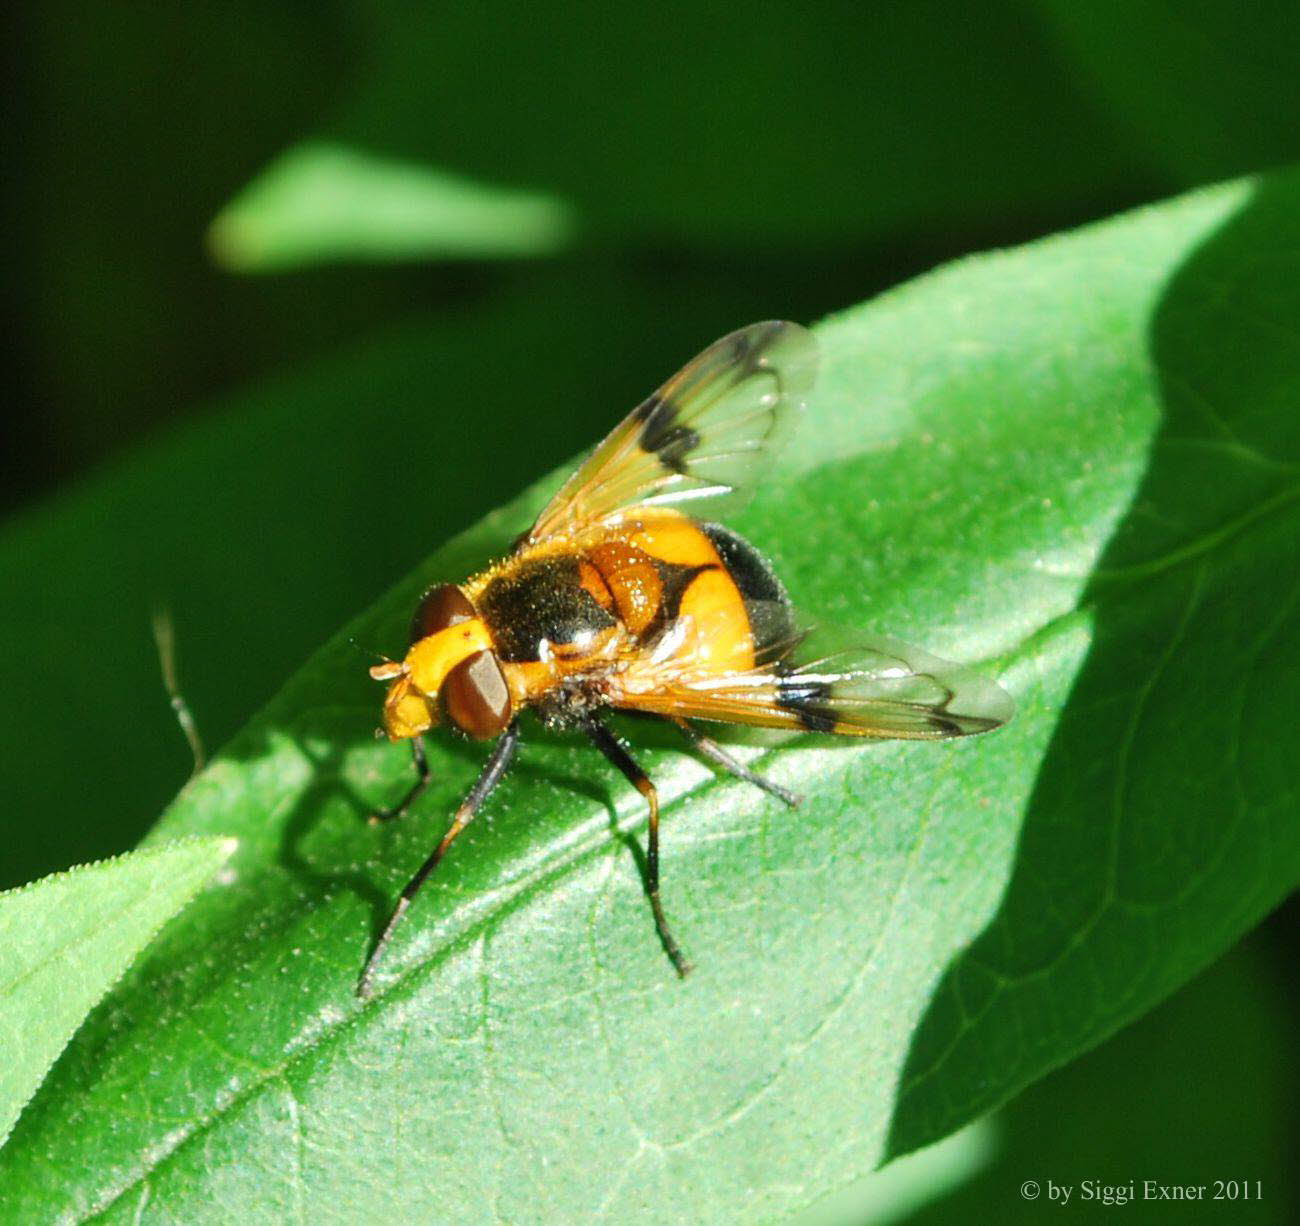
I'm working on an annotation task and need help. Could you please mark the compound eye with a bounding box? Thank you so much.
[409,583,476,645]
[440,650,512,739]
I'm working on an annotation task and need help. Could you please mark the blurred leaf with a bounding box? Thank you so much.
[11,2,359,501]
[795,1122,996,1226]
[209,142,574,271]
[1038,0,1300,185]
[331,0,1150,246]
[3,172,1299,1221]
[0,837,233,1148]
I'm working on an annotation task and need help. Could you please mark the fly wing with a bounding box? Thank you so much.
[609,611,1014,740]
[764,634,1014,738]
[525,321,817,545]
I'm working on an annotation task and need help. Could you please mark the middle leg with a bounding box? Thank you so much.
[583,716,692,978]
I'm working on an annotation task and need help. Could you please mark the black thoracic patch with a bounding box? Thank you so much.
[632,394,700,474]
[478,556,617,662]
[699,522,795,655]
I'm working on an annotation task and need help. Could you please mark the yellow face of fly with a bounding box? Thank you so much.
[371,618,495,740]
[377,674,434,741]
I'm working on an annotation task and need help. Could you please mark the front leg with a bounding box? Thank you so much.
[583,716,692,978]
[357,722,520,997]
[368,736,431,825]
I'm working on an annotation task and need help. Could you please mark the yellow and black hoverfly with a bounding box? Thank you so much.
[358,321,1012,996]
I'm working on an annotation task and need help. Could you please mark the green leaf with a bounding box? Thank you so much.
[208,142,574,271]
[0,837,234,1148]
[3,171,1298,1220]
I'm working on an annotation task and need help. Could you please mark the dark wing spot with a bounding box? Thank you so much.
[731,323,785,381]
[796,707,839,733]
[927,714,966,735]
[777,677,839,732]
[633,394,701,475]
[729,330,757,374]
[653,426,701,474]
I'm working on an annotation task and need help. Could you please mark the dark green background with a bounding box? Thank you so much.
[4,2,1297,1219]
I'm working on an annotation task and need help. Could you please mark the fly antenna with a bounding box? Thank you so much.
[347,635,394,665]
[348,636,404,680]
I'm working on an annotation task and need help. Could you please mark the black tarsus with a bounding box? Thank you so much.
[357,721,520,998]
[671,717,800,808]
[582,716,693,978]
[368,736,432,825]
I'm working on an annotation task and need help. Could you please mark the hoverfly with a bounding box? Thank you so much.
[358,321,1012,997]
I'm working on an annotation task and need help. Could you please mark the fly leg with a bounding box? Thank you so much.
[357,721,520,998]
[671,717,800,808]
[368,737,431,825]
[583,717,692,978]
